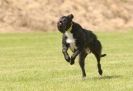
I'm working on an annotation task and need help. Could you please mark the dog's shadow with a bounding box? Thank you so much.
[91,75,122,80]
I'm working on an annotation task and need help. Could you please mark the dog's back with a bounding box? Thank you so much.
[71,22,97,48]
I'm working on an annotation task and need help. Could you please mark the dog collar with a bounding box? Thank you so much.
[66,23,73,32]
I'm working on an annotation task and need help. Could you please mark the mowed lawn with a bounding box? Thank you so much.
[0,31,132,91]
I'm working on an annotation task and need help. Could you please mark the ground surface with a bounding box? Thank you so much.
[0,31,132,91]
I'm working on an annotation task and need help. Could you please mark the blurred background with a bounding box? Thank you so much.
[0,0,133,32]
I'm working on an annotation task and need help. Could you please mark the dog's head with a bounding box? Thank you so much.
[57,14,74,33]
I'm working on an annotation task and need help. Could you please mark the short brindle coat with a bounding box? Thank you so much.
[57,14,106,78]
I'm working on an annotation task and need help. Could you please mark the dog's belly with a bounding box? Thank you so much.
[65,31,77,52]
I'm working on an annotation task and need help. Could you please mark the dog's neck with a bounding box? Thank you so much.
[66,23,73,32]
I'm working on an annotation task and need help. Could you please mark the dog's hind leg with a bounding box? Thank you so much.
[91,40,103,76]
[79,51,88,78]
[94,53,103,76]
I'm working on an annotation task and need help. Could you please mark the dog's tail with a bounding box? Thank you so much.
[101,54,107,57]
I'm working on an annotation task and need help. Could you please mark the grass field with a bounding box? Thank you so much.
[0,31,132,91]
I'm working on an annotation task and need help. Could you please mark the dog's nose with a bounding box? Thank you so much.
[58,21,62,26]
[59,22,62,25]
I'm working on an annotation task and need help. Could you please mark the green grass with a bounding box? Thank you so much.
[0,31,133,91]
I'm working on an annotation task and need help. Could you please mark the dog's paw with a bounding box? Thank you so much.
[65,56,70,62]
[70,57,75,65]
[82,76,87,80]
[70,60,75,65]
[98,70,103,76]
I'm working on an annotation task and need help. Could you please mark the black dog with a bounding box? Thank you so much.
[57,14,106,79]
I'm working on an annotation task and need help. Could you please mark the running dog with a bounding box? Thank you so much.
[57,14,106,79]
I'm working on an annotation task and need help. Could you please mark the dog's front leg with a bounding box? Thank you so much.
[62,35,71,63]
[62,46,70,63]
[70,50,80,65]
[62,47,70,63]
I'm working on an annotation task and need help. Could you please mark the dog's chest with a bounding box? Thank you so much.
[65,31,77,52]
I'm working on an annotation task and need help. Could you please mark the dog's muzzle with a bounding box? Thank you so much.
[57,21,66,33]
[58,21,62,26]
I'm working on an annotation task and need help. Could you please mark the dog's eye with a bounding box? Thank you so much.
[63,19,66,22]
[63,18,67,22]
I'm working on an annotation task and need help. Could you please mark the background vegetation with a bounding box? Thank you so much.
[0,0,133,32]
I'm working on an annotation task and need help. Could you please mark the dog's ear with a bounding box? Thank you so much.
[68,14,74,20]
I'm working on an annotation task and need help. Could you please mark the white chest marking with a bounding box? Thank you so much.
[65,31,77,52]
[65,32,75,43]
